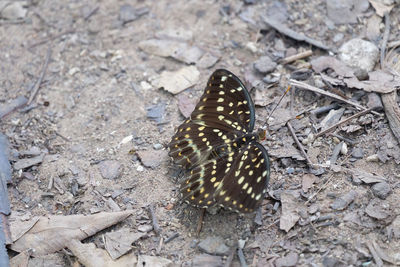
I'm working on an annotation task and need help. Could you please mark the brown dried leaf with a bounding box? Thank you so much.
[302,174,317,193]
[67,239,138,267]
[344,70,400,93]
[348,168,386,184]
[105,228,146,260]
[10,210,133,256]
[311,56,355,77]
[280,191,301,232]
[158,66,200,94]
[177,94,197,118]
[369,0,394,17]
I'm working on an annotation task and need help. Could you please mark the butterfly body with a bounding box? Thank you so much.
[168,69,270,213]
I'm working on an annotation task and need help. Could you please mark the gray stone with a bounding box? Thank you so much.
[153,143,163,150]
[371,182,392,199]
[137,150,168,168]
[198,236,230,256]
[351,147,364,159]
[367,93,383,110]
[339,39,379,72]
[98,160,122,180]
[253,56,277,74]
[0,2,27,20]
[330,190,357,210]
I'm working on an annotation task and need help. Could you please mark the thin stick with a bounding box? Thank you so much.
[287,121,314,167]
[148,204,161,236]
[366,240,384,267]
[290,79,380,116]
[281,50,313,64]
[238,247,247,267]
[224,249,235,267]
[266,85,292,125]
[380,12,391,69]
[164,232,179,244]
[196,208,206,236]
[28,29,74,48]
[27,48,52,106]
[315,108,374,138]
[263,17,330,51]
[305,174,334,205]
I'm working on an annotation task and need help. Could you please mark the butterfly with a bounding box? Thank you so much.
[168,69,270,213]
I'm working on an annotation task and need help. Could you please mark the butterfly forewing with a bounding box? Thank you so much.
[168,69,255,169]
[168,69,270,213]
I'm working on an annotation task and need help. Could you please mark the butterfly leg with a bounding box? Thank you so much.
[196,208,206,236]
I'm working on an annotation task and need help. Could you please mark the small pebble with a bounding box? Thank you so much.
[366,154,379,162]
[153,143,163,150]
[286,167,295,174]
[340,143,348,155]
[138,224,153,233]
[253,56,277,74]
[137,165,144,172]
[351,147,364,159]
[371,182,392,200]
[198,236,230,256]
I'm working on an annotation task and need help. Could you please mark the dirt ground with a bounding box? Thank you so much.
[1,0,400,266]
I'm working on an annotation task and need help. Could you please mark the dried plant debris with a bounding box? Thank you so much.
[104,228,147,260]
[67,239,139,267]
[158,66,200,95]
[177,94,197,118]
[10,211,133,256]
[280,191,301,232]
[312,55,400,94]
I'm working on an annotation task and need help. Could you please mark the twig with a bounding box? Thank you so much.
[382,92,400,144]
[0,96,28,120]
[315,108,374,138]
[380,12,391,69]
[263,17,330,51]
[238,247,247,267]
[290,79,380,115]
[196,208,206,236]
[366,240,383,267]
[84,6,99,20]
[224,249,235,267]
[164,232,179,244]
[286,121,314,167]
[281,50,313,64]
[27,48,52,106]
[156,236,163,254]
[28,29,74,49]
[148,204,161,236]
[305,174,334,205]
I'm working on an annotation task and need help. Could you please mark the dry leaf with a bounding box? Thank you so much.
[302,174,317,193]
[177,94,197,118]
[104,228,146,260]
[10,210,133,256]
[159,66,200,94]
[67,239,138,267]
[348,168,386,184]
[10,250,31,267]
[279,191,301,232]
[344,70,400,94]
[369,0,394,17]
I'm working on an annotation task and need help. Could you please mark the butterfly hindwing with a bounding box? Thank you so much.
[214,142,270,213]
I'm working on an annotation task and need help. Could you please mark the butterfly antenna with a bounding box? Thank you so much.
[265,85,292,125]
